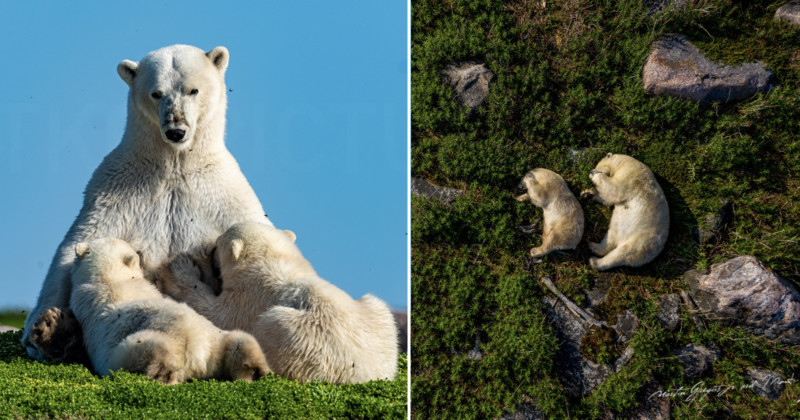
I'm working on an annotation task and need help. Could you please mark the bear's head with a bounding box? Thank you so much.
[215,222,314,279]
[518,168,566,207]
[117,45,229,151]
[73,237,143,282]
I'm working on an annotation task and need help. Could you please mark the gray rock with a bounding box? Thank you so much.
[586,276,612,309]
[613,310,640,340]
[745,367,786,400]
[644,0,689,16]
[694,200,733,245]
[541,296,614,396]
[499,403,545,420]
[393,310,407,354]
[443,63,494,109]
[684,256,800,344]
[634,383,671,420]
[776,1,800,26]
[0,324,19,333]
[673,343,719,378]
[643,34,773,105]
[411,177,462,205]
[657,294,682,331]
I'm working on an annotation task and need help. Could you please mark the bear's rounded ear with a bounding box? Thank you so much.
[282,230,297,243]
[122,254,136,268]
[75,243,90,260]
[230,238,244,262]
[206,47,229,73]
[117,60,138,87]
[605,152,613,158]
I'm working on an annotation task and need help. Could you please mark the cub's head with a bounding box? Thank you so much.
[73,238,143,281]
[517,168,567,207]
[117,44,229,151]
[215,222,314,278]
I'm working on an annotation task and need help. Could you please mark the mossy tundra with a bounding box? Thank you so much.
[412,0,800,418]
[0,331,407,419]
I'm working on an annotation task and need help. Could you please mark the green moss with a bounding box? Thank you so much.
[412,0,800,417]
[0,331,407,419]
[579,326,620,366]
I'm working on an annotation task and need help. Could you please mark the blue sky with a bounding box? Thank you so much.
[0,2,408,310]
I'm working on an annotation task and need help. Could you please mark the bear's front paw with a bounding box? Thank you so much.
[589,257,604,271]
[30,307,87,363]
[580,189,596,199]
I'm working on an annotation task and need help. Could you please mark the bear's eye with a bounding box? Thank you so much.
[151,91,163,100]
[189,88,199,95]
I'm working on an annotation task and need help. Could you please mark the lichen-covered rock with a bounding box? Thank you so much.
[746,367,786,400]
[634,383,671,420]
[657,294,682,331]
[614,310,640,340]
[684,256,800,344]
[585,276,612,309]
[673,343,719,378]
[411,177,462,205]
[643,34,773,105]
[776,1,800,26]
[443,63,494,109]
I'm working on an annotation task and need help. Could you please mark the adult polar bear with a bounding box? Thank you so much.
[22,45,272,360]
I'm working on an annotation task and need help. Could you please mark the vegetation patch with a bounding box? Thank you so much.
[0,331,407,419]
[412,0,800,417]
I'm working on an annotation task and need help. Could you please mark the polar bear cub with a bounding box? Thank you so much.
[516,168,584,258]
[581,153,669,270]
[70,237,269,384]
[158,222,398,384]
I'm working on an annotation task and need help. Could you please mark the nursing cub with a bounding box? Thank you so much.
[70,237,269,384]
[158,222,398,384]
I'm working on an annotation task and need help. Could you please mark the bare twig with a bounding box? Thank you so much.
[540,277,610,329]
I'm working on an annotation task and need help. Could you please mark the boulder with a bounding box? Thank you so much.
[745,367,786,400]
[443,63,494,109]
[411,177,462,205]
[673,343,720,378]
[684,256,800,344]
[643,34,773,105]
[776,1,800,26]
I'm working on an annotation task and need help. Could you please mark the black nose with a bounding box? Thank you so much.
[165,129,185,142]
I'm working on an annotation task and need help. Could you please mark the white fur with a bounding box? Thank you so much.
[70,238,268,384]
[23,45,271,360]
[582,153,669,270]
[161,222,399,384]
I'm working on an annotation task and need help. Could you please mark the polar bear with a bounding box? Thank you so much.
[580,153,669,270]
[23,45,272,360]
[515,168,584,258]
[157,222,398,384]
[70,237,269,384]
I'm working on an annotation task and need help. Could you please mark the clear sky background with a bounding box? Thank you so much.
[0,2,408,310]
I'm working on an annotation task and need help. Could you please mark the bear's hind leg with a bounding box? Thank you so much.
[109,330,184,384]
[589,235,656,271]
[221,331,269,382]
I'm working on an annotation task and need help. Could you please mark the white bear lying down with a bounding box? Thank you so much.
[157,222,399,384]
[70,237,269,384]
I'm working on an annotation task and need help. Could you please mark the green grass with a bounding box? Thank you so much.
[0,331,407,419]
[412,0,800,418]
[0,310,28,330]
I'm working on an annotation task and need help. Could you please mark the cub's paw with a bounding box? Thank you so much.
[170,254,202,282]
[146,357,181,385]
[30,307,86,363]
[580,189,596,199]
